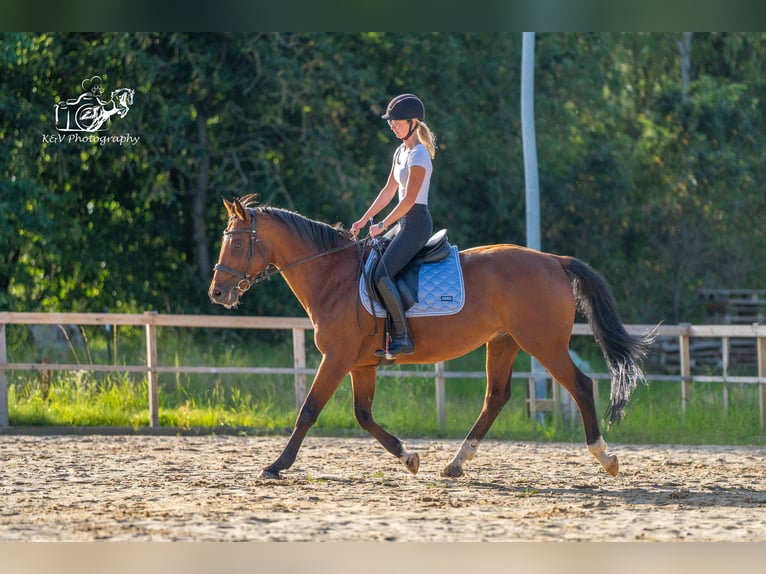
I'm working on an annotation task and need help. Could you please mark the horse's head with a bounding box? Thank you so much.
[112,88,134,117]
[209,197,270,309]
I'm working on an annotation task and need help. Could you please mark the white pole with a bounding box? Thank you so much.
[521,32,548,421]
[522,32,540,253]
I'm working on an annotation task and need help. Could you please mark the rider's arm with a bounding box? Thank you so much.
[351,165,398,235]
[361,169,398,222]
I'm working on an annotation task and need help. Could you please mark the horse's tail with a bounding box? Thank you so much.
[559,257,657,425]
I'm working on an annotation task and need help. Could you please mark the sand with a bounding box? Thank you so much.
[1,434,765,541]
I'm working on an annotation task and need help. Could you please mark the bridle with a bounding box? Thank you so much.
[213,210,273,292]
[213,208,363,293]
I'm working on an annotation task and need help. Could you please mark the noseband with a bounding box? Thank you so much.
[213,211,278,292]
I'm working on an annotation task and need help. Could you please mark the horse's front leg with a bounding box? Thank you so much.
[350,366,419,475]
[259,355,349,479]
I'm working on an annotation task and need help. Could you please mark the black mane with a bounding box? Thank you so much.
[238,195,352,252]
[264,207,350,251]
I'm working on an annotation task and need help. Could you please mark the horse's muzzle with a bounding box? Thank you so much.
[209,282,241,309]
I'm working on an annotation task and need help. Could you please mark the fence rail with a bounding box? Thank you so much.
[1,313,765,430]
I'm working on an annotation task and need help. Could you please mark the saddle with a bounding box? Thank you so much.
[364,229,452,310]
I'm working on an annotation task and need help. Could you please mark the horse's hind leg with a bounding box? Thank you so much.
[442,336,519,478]
[539,352,619,476]
[573,367,619,476]
[350,366,420,475]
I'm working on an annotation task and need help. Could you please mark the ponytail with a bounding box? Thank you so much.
[416,121,437,159]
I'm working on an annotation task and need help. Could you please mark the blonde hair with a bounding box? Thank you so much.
[416,121,437,159]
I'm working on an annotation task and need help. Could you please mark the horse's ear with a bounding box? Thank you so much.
[232,197,250,222]
[223,197,235,217]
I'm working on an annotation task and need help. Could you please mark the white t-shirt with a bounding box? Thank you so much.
[393,143,432,205]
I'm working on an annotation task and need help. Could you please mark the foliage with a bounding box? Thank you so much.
[2,33,766,325]
[4,325,763,444]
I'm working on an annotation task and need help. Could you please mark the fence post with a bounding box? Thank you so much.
[0,323,8,427]
[721,337,730,418]
[144,311,159,428]
[292,328,307,411]
[679,323,692,412]
[527,375,538,420]
[757,333,766,432]
[435,362,446,431]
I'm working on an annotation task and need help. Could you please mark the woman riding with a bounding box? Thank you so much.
[351,93,437,356]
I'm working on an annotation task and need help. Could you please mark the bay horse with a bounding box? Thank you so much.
[209,195,654,479]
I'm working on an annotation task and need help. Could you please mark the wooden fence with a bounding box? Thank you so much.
[1,312,765,430]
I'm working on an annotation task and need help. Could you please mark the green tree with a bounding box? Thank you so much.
[3,32,766,326]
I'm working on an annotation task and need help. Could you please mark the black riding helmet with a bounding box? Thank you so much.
[381,93,425,121]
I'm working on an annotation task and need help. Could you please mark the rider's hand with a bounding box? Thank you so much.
[350,219,366,238]
[369,223,385,238]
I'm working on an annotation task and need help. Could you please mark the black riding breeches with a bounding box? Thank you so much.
[373,204,433,284]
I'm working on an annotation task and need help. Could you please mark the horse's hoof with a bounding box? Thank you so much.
[440,464,464,478]
[258,468,281,480]
[405,453,420,475]
[602,455,619,477]
[588,438,619,477]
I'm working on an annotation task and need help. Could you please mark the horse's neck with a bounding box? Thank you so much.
[276,240,358,319]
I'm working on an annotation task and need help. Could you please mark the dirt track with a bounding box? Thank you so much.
[1,434,765,541]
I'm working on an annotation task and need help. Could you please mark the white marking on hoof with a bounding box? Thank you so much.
[462,440,480,462]
[453,439,480,464]
[441,439,481,478]
[588,437,619,477]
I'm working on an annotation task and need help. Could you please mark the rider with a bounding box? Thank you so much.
[351,94,437,356]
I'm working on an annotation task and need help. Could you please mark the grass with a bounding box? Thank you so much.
[5,325,766,446]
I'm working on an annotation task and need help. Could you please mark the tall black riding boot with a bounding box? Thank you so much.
[375,275,414,356]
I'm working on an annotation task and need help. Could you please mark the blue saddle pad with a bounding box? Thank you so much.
[359,245,465,318]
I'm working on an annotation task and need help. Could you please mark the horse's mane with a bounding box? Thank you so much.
[239,194,353,253]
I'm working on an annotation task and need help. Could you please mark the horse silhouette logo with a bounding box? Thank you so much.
[54,75,134,133]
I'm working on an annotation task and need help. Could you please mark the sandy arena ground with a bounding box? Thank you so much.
[1,433,765,542]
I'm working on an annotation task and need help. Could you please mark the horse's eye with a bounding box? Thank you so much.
[233,240,242,249]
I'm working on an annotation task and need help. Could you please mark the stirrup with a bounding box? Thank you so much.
[375,332,394,359]
[375,333,414,358]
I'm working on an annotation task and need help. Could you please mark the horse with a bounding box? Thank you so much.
[110,88,134,119]
[209,195,655,480]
